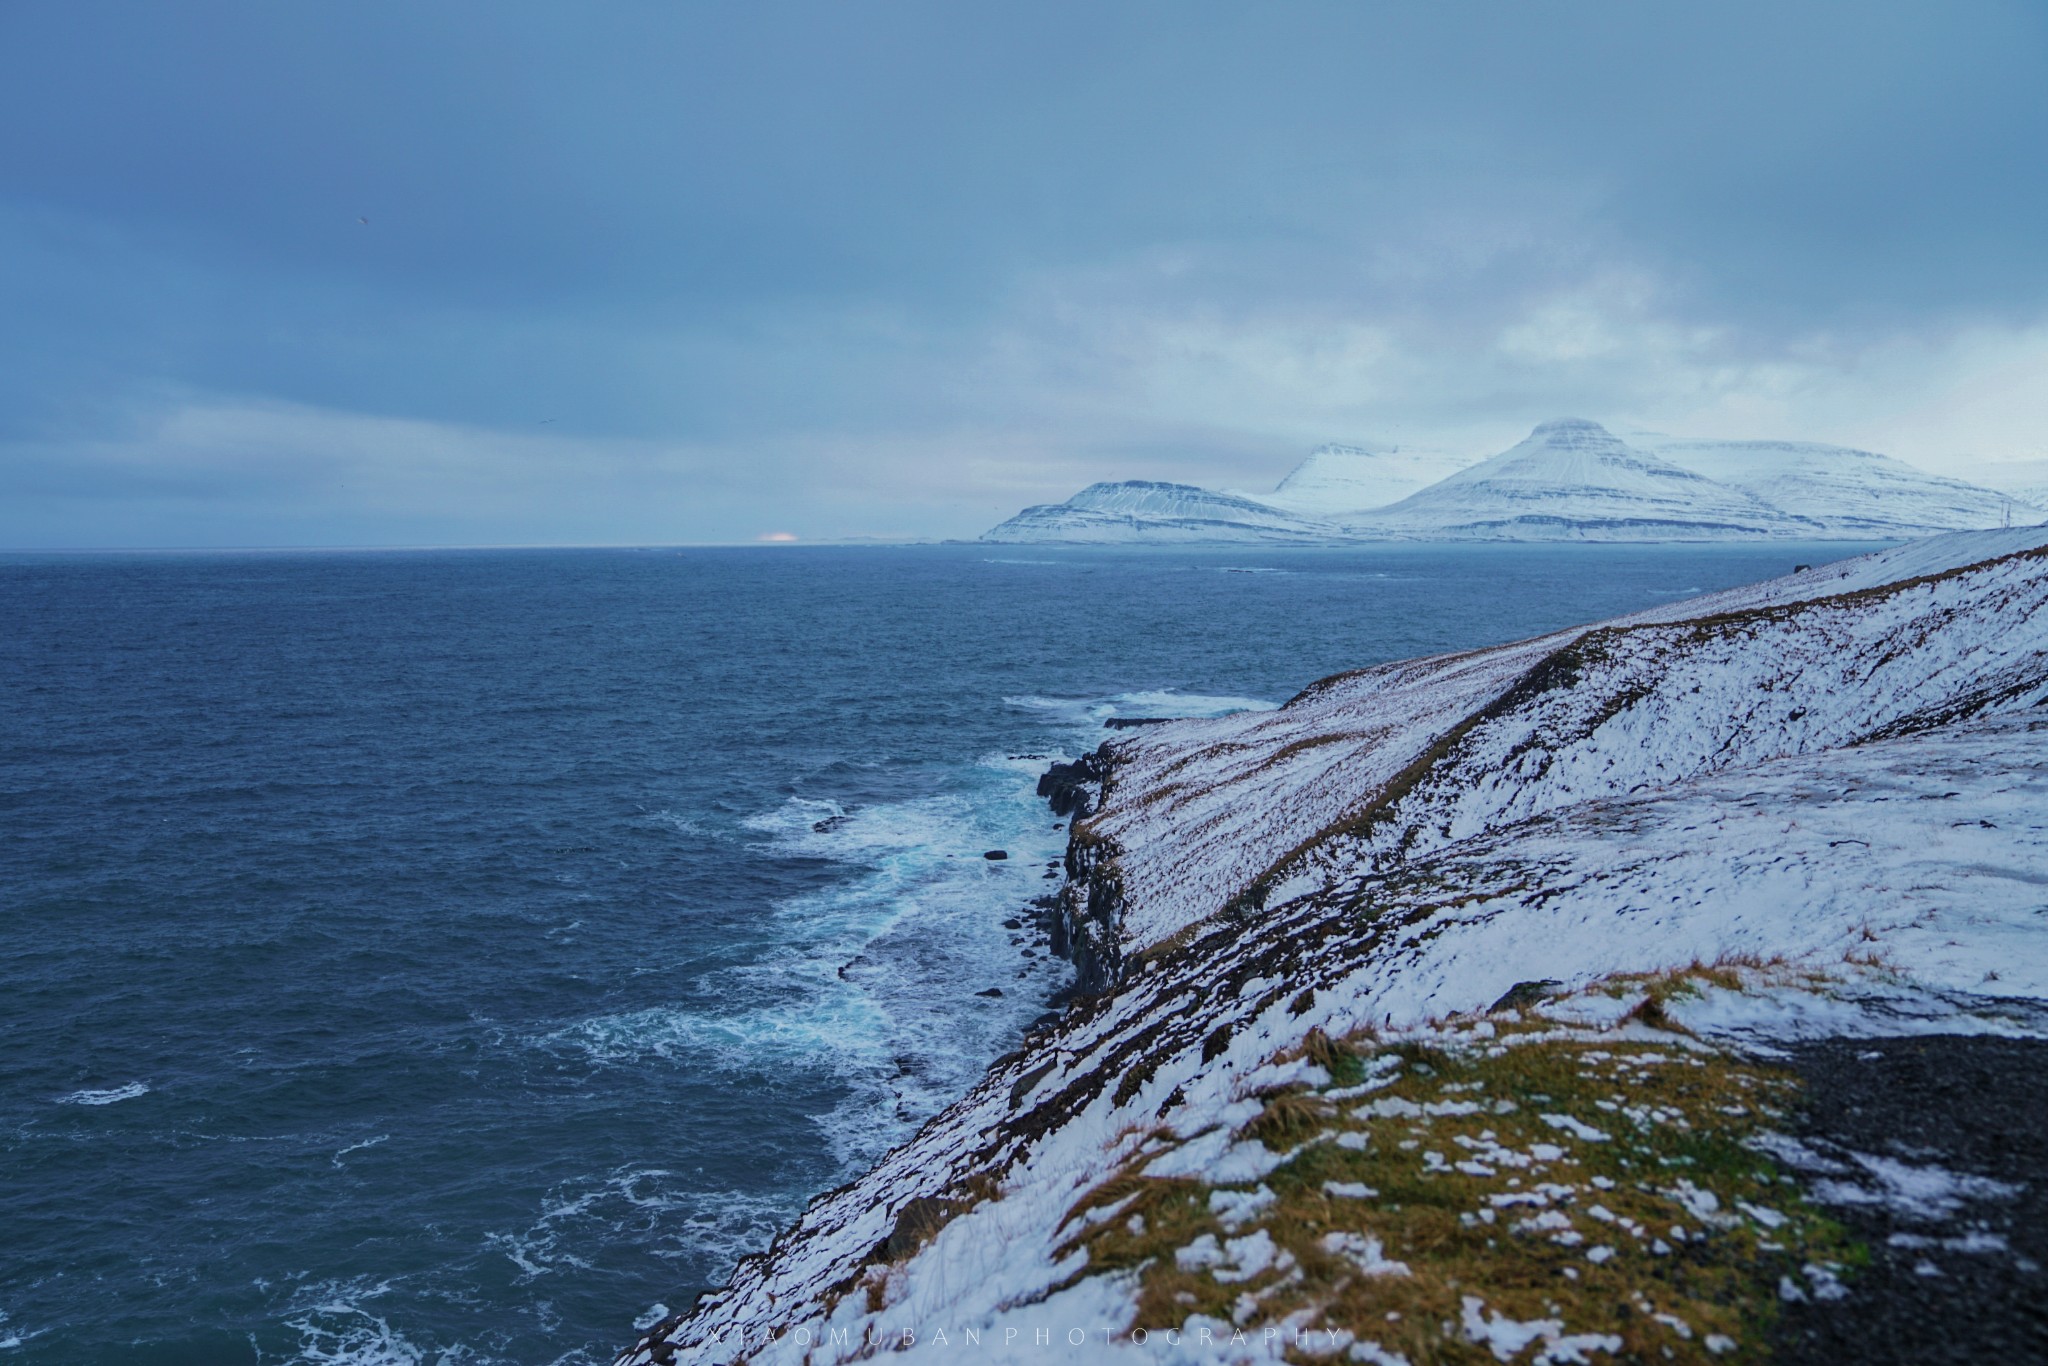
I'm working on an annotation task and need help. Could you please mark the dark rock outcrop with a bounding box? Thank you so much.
[1033,747,1128,994]
[1036,751,1111,819]
[1048,827,1126,994]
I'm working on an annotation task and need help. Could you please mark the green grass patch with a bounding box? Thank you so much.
[1059,972,1860,1363]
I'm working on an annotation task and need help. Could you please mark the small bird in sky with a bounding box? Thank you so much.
[538,418,556,425]
[357,216,369,226]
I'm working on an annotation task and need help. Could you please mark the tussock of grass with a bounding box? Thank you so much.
[1299,1026,1367,1086]
[1237,1089,1331,1148]
[1059,969,1859,1363]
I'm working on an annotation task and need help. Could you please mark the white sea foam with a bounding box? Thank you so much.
[331,1134,390,1167]
[547,748,1073,1171]
[544,993,892,1071]
[640,808,704,837]
[739,790,1002,863]
[487,1167,795,1289]
[56,1082,149,1106]
[1002,688,1278,728]
[279,1279,454,1366]
[541,693,1263,1292]
[0,1306,45,1351]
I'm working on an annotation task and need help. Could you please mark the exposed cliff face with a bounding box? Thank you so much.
[1048,818,1124,995]
[1032,749,1132,995]
[617,527,2048,1366]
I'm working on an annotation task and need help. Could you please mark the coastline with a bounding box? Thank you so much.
[618,527,2048,1365]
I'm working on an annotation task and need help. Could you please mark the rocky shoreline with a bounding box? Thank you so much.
[1032,749,1125,995]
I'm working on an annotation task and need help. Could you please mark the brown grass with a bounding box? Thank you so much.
[1057,969,1861,1362]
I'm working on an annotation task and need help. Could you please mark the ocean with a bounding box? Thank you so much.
[0,542,1880,1364]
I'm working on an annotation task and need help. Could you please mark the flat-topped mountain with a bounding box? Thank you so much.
[981,419,2046,544]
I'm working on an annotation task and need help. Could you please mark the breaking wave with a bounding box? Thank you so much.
[55,1082,149,1106]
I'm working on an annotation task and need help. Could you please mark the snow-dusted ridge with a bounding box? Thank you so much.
[1242,443,1472,517]
[982,420,2045,544]
[1629,434,2037,537]
[1343,418,1813,542]
[982,481,1336,544]
[619,527,2048,1365]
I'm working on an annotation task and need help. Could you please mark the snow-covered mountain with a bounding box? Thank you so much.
[1957,459,2048,523]
[1637,434,2045,536]
[1347,418,1813,541]
[980,420,2038,544]
[1244,442,1474,516]
[620,526,2048,1365]
[981,480,1333,543]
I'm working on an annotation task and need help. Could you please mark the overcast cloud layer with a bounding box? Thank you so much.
[4,1,2047,546]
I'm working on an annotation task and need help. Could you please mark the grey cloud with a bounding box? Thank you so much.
[2,1,2045,545]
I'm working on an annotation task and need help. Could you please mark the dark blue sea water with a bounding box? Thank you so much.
[0,542,1882,1363]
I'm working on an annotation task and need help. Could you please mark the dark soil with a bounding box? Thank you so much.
[1772,1035,2048,1364]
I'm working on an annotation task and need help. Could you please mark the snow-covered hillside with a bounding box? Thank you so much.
[1078,524,2048,961]
[1638,435,2045,536]
[1347,419,1813,541]
[619,527,2048,1365]
[1245,443,1474,517]
[981,481,1333,543]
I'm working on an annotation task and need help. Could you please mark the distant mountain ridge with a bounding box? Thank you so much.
[1630,434,2030,537]
[983,418,2046,544]
[1246,442,1471,515]
[1349,418,1811,541]
[982,480,1335,543]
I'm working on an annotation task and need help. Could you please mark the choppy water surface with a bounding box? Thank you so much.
[0,542,1879,1363]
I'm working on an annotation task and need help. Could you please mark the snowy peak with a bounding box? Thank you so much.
[1450,416,1717,488]
[1353,418,1807,540]
[1274,443,1387,496]
[1529,415,1626,446]
[1259,442,1474,515]
[981,480,1330,543]
[978,420,2043,544]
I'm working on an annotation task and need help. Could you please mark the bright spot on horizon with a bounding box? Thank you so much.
[756,531,799,543]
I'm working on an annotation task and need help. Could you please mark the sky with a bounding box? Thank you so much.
[3,1,2047,547]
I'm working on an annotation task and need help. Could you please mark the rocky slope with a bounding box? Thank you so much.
[619,527,2048,1365]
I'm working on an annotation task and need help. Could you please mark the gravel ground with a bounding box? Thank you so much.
[1772,1035,2048,1364]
